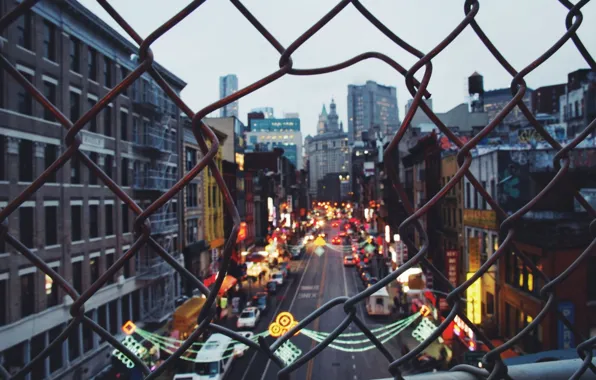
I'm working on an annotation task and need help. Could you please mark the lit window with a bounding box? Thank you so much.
[45,274,53,295]
[528,273,533,291]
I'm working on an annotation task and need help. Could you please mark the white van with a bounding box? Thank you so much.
[365,286,391,316]
[173,332,252,380]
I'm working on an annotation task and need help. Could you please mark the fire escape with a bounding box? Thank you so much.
[131,80,182,323]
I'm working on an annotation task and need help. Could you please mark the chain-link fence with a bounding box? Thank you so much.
[0,0,595,379]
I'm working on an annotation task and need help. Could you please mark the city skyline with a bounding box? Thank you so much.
[77,0,595,139]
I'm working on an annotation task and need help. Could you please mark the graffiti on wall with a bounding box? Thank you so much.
[529,149,596,171]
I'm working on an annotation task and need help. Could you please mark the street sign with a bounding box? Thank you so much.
[315,246,325,256]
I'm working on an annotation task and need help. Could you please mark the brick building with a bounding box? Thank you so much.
[0,1,185,378]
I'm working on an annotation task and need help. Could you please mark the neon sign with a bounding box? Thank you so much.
[112,335,147,368]
[276,341,302,366]
[269,312,299,338]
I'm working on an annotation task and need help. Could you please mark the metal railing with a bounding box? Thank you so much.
[136,255,182,280]
[0,0,594,380]
[133,125,176,152]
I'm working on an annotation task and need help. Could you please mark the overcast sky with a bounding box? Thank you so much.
[79,0,595,138]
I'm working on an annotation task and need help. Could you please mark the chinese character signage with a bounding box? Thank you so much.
[236,222,247,242]
[446,250,459,287]
[465,273,482,324]
[557,301,575,349]
[463,209,498,230]
[468,237,481,272]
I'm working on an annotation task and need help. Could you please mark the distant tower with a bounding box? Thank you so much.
[327,99,340,132]
[317,104,328,135]
[469,72,484,113]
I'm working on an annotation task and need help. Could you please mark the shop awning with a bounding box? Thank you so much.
[203,274,237,296]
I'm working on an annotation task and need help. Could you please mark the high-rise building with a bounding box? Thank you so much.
[245,118,303,170]
[0,1,186,378]
[251,107,274,119]
[284,112,299,119]
[347,80,399,143]
[219,74,239,117]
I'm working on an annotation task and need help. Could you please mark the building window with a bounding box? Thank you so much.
[121,66,129,96]
[71,154,81,184]
[104,57,112,87]
[122,203,130,233]
[120,110,128,141]
[19,139,34,182]
[42,21,56,61]
[70,37,80,73]
[186,147,197,172]
[88,47,97,81]
[481,181,487,209]
[70,90,81,121]
[89,152,98,185]
[71,205,82,241]
[45,205,58,246]
[104,107,112,137]
[486,292,495,315]
[104,154,113,179]
[43,81,57,121]
[72,260,82,293]
[89,204,99,238]
[105,254,115,284]
[16,11,33,50]
[17,71,34,115]
[187,183,198,208]
[88,98,97,132]
[121,158,129,186]
[46,272,59,307]
[105,204,114,236]
[21,272,35,317]
[187,218,198,244]
[68,318,80,360]
[0,277,6,326]
[90,257,99,285]
[83,311,94,352]
[19,207,34,248]
[49,326,64,372]
[466,182,471,209]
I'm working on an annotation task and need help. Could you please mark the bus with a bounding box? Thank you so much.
[173,332,252,380]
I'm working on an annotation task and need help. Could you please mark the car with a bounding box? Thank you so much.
[343,256,356,267]
[331,222,339,228]
[332,236,342,245]
[361,271,372,285]
[270,271,284,286]
[339,231,347,237]
[237,307,261,329]
[233,331,255,358]
[266,280,277,295]
[279,262,291,276]
[366,277,379,287]
[252,292,268,313]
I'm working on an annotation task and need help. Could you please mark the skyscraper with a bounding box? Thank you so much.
[219,74,239,117]
[251,107,275,118]
[347,80,399,144]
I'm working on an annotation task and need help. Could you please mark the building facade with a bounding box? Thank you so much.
[347,80,399,143]
[245,117,302,170]
[219,74,238,118]
[0,1,185,378]
[250,107,274,119]
[306,100,349,198]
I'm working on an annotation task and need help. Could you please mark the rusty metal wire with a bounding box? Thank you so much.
[0,0,595,379]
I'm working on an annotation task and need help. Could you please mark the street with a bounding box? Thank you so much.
[226,225,409,380]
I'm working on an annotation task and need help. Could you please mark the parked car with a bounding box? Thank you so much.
[252,292,268,313]
[266,281,277,295]
[343,256,356,267]
[366,277,379,287]
[271,271,284,286]
[332,236,342,245]
[279,262,291,276]
[237,307,261,329]
[361,271,372,285]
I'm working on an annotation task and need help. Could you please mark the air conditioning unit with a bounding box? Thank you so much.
[117,275,125,286]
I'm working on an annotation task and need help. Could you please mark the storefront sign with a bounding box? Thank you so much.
[454,315,476,348]
[112,336,147,368]
[412,318,439,343]
[277,341,302,366]
[465,273,482,324]
[463,209,498,230]
[468,237,481,272]
[557,301,575,349]
[269,312,299,338]
[446,250,459,287]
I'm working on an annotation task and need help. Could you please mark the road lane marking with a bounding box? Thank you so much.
[259,248,315,380]
[353,364,356,369]
[342,253,349,296]
[301,285,320,291]
[305,247,328,380]
[352,355,355,360]
[297,292,318,299]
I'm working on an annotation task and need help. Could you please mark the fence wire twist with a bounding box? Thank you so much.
[0,0,595,379]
